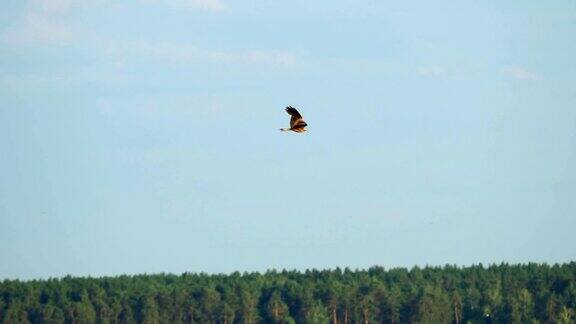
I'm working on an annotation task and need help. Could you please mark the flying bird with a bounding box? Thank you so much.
[280,106,308,133]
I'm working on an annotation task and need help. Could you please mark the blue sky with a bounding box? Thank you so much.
[1,0,575,279]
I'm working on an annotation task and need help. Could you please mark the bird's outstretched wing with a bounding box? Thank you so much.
[285,106,302,118]
[286,106,304,128]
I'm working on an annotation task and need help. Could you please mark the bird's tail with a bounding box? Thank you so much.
[280,128,290,131]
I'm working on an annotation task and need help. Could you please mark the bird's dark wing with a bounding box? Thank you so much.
[285,106,302,118]
[286,106,305,128]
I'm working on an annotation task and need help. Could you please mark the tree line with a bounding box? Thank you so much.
[1,262,575,323]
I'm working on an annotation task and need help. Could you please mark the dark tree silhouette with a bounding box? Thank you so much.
[1,262,575,323]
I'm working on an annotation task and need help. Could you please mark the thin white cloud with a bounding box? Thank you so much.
[506,66,540,81]
[107,41,297,66]
[134,42,233,63]
[139,0,227,12]
[0,66,134,93]
[2,0,108,45]
[35,0,73,14]
[190,0,226,12]
[4,0,226,46]
[4,11,72,45]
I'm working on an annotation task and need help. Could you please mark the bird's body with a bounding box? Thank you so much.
[280,106,308,133]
